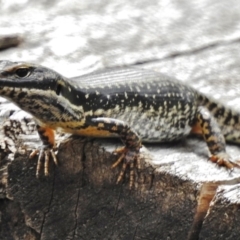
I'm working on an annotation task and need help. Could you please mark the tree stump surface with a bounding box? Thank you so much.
[0,105,240,240]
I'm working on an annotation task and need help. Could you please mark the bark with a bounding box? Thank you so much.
[1,109,240,240]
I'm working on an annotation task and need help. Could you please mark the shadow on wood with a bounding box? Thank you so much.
[1,137,194,239]
[1,135,240,240]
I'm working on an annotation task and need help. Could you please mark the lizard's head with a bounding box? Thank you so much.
[0,60,70,121]
[0,60,63,96]
[0,60,84,123]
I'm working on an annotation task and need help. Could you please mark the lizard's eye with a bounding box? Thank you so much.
[15,67,31,78]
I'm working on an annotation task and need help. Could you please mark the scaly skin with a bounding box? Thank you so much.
[0,60,239,188]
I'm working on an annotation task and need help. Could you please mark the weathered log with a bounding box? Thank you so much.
[1,105,240,240]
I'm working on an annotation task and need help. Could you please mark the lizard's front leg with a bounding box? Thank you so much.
[30,125,58,177]
[89,117,142,188]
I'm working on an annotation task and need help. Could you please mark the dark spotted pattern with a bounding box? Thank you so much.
[0,60,240,186]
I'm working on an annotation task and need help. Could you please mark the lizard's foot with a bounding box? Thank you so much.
[30,147,58,177]
[209,152,240,170]
[112,146,141,188]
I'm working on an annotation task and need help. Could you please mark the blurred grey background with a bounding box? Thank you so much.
[0,0,240,107]
[2,0,240,176]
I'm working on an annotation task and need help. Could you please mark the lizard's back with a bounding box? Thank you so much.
[66,68,199,142]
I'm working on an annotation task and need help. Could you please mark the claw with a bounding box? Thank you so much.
[113,147,126,155]
[111,152,125,169]
[129,161,134,188]
[44,150,50,176]
[209,153,240,170]
[30,147,58,177]
[50,149,58,166]
[36,149,44,178]
[29,149,39,159]
[111,146,140,188]
[116,161,127,184]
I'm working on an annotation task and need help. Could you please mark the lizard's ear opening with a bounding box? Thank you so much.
[56,83,62,96]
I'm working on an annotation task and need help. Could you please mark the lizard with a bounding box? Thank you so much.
[0,60,239,188]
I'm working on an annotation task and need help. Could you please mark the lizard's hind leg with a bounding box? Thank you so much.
[191,106,237,169]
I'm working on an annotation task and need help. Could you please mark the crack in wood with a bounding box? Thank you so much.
[39,171,56,240]
[71,141,86,240]
[132,36,240,66]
